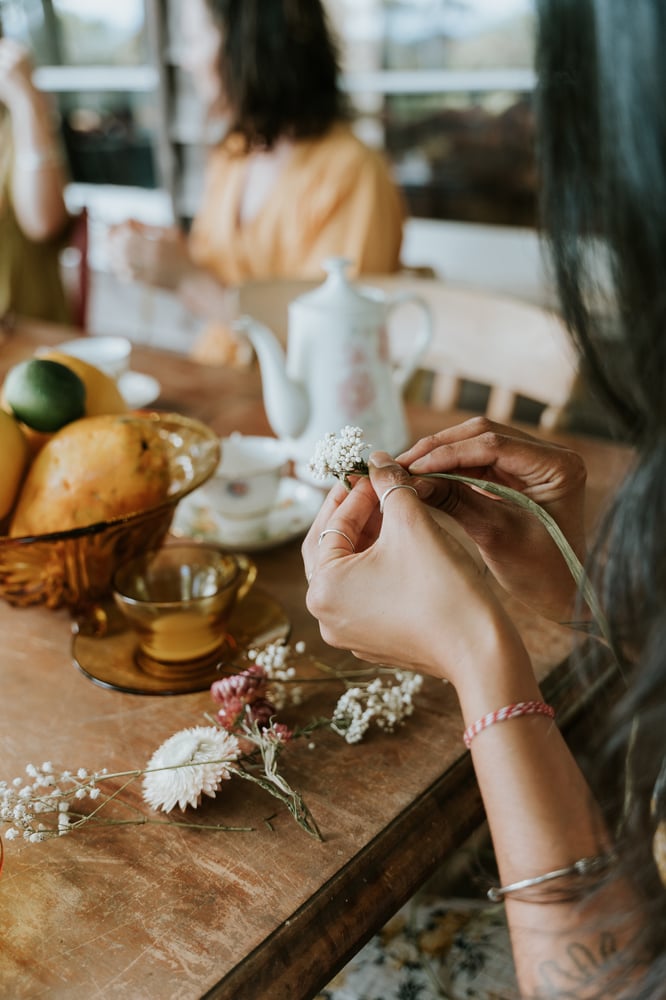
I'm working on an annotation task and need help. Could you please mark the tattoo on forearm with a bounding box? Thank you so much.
[534,933,640,998]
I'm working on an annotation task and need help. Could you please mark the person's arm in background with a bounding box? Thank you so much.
[106,219,237,324]
[0,39,68,241]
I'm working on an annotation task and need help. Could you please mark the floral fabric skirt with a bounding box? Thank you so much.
[316,895,517,1000]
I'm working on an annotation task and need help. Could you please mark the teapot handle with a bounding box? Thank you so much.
[385,293,433,389]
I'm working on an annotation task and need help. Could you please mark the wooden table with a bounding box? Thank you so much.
[0,323,633,1000]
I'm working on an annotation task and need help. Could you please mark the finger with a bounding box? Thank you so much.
[397,417,543,467]
[302,480,361,578]
[406,432,585,498]
[304,481,348,546]
[367,451,422,518]
[313,477,379,570]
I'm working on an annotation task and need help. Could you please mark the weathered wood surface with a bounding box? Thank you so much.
[0,322,632,999]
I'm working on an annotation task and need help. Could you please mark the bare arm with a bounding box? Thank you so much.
[457,648,645,999]
[302,452,649,998]
[0,40,68,241]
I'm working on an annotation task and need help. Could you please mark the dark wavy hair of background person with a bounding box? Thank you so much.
[204,0,349,150]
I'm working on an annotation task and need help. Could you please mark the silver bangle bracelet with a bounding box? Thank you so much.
[487,851,617,903]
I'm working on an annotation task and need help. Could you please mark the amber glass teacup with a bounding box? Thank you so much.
[112,542,256,676]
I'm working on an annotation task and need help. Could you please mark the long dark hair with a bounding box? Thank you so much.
[536,0,666,993]
[204,0,348,150]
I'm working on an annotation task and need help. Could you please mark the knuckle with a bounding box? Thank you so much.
[421,432,442,451]
[384,465,412,486]
[479,429,503,452]
[564,450,587,487]
[305,577,333,621]
[319,624,345,650]
[466,416,495,435]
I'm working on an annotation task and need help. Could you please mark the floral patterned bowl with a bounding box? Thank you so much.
[0,412,221,612]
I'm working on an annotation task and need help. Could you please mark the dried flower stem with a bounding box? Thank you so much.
[233,766,322,841]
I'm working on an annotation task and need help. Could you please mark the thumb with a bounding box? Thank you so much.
[369,451,426,515]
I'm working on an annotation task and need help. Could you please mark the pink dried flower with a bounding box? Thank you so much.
[246,698,277,729]
[268,722,294,743]
[210,667,267,705]
[215,696,247,731]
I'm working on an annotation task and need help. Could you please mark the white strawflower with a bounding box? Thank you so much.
[142,726,240,813]
[309,426,370,482]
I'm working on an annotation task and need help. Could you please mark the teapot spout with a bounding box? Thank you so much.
[235,316,309,440]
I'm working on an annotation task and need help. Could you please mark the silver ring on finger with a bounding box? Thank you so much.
[379,484,418,514]
[317,528,356,553]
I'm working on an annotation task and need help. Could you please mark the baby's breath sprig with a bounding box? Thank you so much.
[0,744,254,846]
[309,425,370,487]
[331,671,424,744]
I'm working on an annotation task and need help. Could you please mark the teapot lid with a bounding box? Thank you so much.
[291,257,379,318]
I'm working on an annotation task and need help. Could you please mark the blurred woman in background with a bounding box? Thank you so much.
[0,36,70,324]
[108,0,405,364]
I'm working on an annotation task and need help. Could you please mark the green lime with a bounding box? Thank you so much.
[4,358,86,432]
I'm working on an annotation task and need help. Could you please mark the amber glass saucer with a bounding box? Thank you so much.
[71,588,290,695]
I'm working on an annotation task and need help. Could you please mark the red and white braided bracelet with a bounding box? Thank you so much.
[463,700,556,749]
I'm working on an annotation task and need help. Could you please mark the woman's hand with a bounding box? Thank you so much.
[0,40,36,113]
[398,417,588,622]
[107,220,192,291]
[302,452,531,696]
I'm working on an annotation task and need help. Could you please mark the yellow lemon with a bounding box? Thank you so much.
[0,409,30,520]
[39,350,128,417]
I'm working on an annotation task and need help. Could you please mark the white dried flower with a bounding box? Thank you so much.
[309,426,370,482]
[246,640,306,711]
[332,671,423,743]
[142,726,241,813]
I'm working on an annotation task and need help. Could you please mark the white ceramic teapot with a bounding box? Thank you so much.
[236,258,433,478]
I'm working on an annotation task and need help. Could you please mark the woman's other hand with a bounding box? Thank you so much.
[107,220,192,291]
[399,417,588,622]
[302,452,531,697]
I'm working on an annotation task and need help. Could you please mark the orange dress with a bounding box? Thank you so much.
[189,123,405,284]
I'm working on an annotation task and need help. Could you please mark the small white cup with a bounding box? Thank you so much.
[201,434,288,538]
[57,336,132,380]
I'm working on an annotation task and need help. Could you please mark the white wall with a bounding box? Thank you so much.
[401,218,558,309]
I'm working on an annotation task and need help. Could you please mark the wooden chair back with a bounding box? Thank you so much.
[363,274,578,430]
